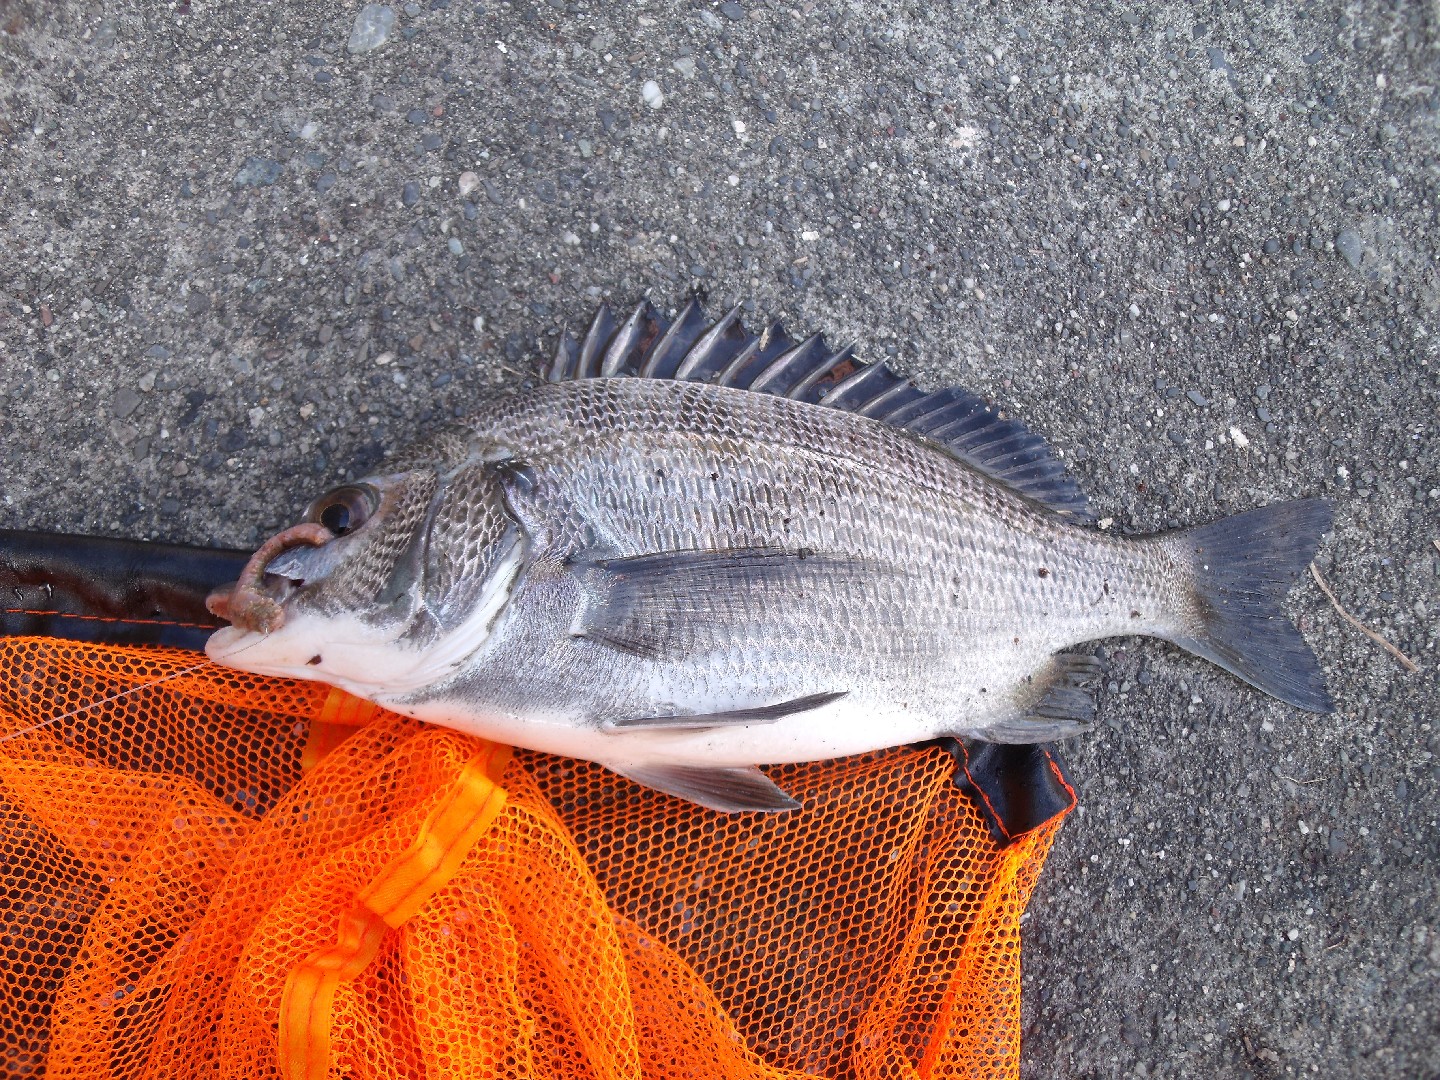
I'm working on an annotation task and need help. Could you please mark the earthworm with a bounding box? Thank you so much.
[206,522,334,634]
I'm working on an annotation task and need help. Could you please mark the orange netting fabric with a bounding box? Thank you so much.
[0,637,1063,1080]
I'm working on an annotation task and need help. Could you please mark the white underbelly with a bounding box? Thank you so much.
[392,693,929,766]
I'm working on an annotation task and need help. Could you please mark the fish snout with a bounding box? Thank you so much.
[206,522,335,634]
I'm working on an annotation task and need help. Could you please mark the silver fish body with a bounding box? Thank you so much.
[207,302,1331,811]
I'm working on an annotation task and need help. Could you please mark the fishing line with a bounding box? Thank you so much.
[0,634,269,745]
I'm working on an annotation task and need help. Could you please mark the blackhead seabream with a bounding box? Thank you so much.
[206,300,1332,812]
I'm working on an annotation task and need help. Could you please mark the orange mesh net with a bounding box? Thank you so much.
[0,637,1063,1079]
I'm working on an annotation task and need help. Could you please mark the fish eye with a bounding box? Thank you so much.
[306,484,378,537]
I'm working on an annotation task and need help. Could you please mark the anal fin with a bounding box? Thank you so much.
[610,762,800,813]
[983,652,1102,743]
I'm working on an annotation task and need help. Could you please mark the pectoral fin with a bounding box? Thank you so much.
[981,652,1103,743]
[604,690,846,732]
[610,761,801,813]
[571,547,869,660]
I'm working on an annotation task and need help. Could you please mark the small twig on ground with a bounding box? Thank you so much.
[1432,538,1440,554]
[1309,563,1419,674]
[1276,772,1323,786]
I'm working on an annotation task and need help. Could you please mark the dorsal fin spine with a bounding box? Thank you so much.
[674,303,744,381]
[547,332,579,383]
[639,297,703,378]
[750,333,826,395]
[857,381,920,418]
[600,302,650,376]
[715,337,764,387]
[578,304,615,379]
[788,343,856,403]
[818,359,887,406]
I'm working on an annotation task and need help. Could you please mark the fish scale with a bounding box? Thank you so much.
[327,379,1170,743]
[208,300,1333,813]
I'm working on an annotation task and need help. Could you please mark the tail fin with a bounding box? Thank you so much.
[1165,498,1334,713]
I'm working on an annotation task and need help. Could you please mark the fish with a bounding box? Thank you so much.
[205,298,1333,812]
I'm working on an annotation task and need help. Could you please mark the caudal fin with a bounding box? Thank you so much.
[1165,498,1334,713]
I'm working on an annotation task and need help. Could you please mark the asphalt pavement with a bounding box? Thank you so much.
[2,1,1436,1075]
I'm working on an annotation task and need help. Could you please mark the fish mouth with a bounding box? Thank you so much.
[206,572,301,622]
[206,522,335,634]
[204,622,262,662]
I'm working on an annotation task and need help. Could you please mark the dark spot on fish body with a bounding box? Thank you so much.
[1130,610,1142,619]
[1037,567,1049,577]
[307,655,323,665]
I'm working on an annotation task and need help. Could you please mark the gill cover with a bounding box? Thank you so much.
[206,425,525,697]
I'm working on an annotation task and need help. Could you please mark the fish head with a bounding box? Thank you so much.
[206,423,524,697]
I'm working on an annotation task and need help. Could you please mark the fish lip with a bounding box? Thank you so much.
[204,620,326,680]
[205,624,257,661]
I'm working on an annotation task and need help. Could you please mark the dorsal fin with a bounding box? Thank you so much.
[541,300,1091,522]
[577,304,616,379]
[602,301,665,376]
[637,297,708,378]
[673,304,748,381]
